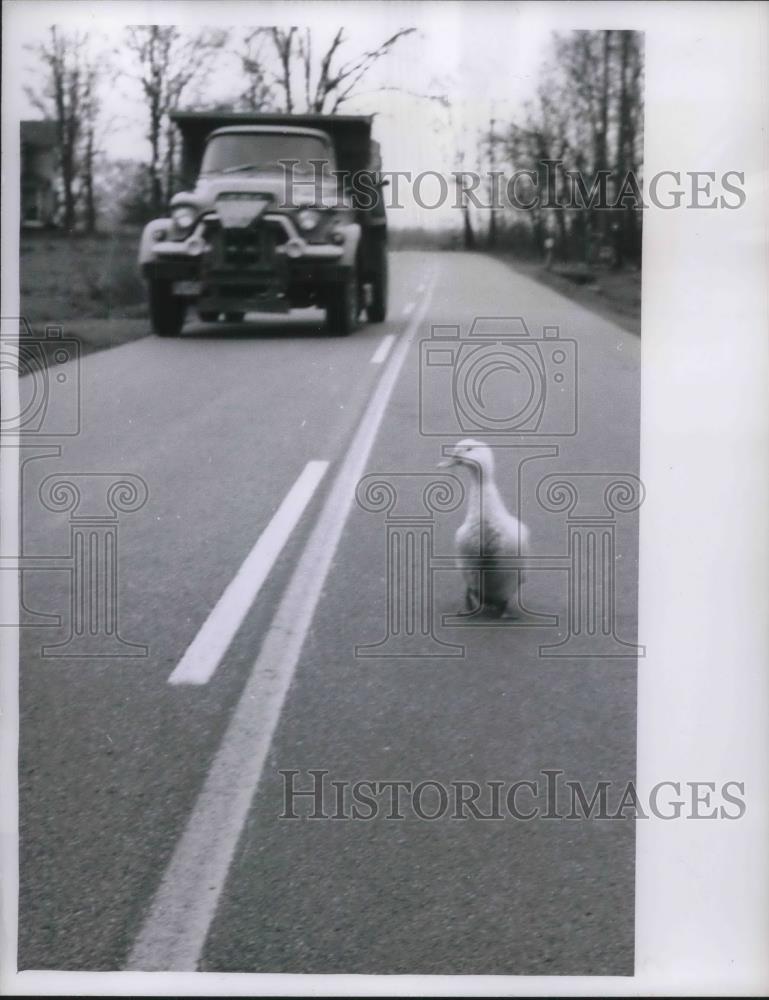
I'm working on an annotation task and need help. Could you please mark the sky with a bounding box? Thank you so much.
[7,0,566,228]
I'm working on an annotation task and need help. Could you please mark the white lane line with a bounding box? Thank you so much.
[126,265,440,972]
[370,333,395,365]
[402,300,415,317]
[417,282,426,293]
[168,460,329,686]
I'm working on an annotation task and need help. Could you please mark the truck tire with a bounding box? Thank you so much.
[225,311,245,323]
[148,279,186,337]
[199,310,219,322]
[325,267,360,337]
[367,247,388,323]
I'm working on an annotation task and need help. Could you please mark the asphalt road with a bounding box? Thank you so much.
[17,250,641,974]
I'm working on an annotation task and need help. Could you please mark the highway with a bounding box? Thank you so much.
[18,250,641,974]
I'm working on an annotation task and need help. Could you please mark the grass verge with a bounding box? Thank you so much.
[490,252,642,336]
[20,230,150,356]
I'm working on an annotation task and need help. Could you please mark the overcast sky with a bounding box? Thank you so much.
[7,0,570,227]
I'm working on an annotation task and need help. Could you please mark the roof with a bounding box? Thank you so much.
[208,125,334,143]
[21,120,58,147]
[170,111,374,126]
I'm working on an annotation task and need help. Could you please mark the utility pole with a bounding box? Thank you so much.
[488,111,498,249]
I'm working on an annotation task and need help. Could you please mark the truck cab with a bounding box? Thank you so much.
[138,112,388,337]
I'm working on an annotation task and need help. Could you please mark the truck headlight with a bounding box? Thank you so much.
[296,208,321,232]
[172,205,196,232]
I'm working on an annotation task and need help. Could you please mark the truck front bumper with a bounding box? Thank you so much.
[141,213,355,312]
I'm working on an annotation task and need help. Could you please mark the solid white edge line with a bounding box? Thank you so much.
[370,333,395,365]
[126,265,439,972]
[167,460,329,686]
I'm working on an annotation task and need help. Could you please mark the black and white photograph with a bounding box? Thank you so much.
[1,1,767,995]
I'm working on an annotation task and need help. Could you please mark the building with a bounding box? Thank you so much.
[21,120,58,227]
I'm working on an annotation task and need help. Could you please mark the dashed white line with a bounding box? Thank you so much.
[417,282,426,293]
[370,333,395,365]
[402,300,415,317]
[167,459,329,686]
[126,265,439,972]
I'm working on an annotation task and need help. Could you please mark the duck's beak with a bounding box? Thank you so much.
[437,447,458,468]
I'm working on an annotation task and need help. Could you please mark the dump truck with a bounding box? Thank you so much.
[138,112,388,337]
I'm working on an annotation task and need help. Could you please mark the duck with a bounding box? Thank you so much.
[438,439,528,617]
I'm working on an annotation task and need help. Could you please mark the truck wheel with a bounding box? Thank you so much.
[325,268,360,337]
[199,310,219,322]
[148,279,186,337]
[367,248,388,323]
[225,311,245,323]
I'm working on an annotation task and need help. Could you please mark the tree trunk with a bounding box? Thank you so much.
[612,31,630,269]
[82,128,96,233]
[149,97,163,213]
[164,119,177,203]
[597,30,611,250]
[60,141,77,232]
[487,116,497,249]
[51,29,78,233]
[488,201,497,249]
[463,202,475,250]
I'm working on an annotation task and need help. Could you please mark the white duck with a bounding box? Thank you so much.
[439,439,529,617]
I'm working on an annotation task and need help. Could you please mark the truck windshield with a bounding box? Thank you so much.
[200,133,335,175]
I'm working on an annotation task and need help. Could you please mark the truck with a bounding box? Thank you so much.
[138,112,389,337]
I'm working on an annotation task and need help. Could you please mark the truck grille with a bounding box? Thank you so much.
[204,219,286,271]
[222,229,262,266]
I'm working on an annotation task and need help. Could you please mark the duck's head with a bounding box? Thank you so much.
[438,438,495,474]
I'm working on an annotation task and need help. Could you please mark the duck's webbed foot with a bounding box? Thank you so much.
[499,595,524,619]
[457,586,480,616]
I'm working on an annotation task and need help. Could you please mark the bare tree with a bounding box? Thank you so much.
[26,26,90,232]
[272,27,297,113]
[79,53,104,234]
[612,31,644,266]
[238,30,275,111]
[123,26,228,211]
[505,30,644,266]
[239,26,416,114]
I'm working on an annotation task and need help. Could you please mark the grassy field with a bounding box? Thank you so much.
[20,230,150,354]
